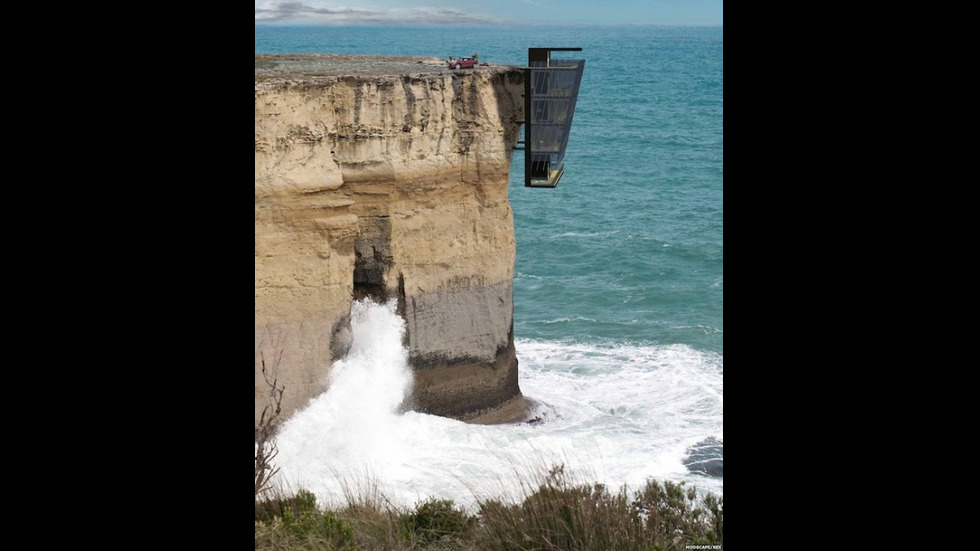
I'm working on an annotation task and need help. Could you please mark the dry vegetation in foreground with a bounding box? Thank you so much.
[255,351,723,550]
[255,466,723,551]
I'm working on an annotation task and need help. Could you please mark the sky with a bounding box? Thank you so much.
[254,1,723,27]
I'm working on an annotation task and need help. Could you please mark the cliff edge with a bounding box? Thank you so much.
[255,54,529,427]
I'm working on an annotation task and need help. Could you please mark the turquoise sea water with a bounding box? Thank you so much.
[256,24,723,510]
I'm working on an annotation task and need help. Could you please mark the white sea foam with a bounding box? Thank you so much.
[272,300,723,512]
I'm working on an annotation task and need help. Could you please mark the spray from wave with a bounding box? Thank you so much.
[272,298,415,504]
[272,298,722,511]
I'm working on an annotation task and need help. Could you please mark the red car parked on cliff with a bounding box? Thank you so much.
[448,57,478,69]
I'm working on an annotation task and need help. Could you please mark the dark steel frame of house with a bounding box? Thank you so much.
[524,48,586,188]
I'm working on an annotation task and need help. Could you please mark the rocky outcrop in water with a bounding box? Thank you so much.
[255,55,528,427]
[683,437,724,477]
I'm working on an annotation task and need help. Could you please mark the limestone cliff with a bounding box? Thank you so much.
[255,54,527,427]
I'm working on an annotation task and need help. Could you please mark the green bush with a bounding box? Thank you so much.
[256,490,357,551]
[475,466,638,550]
[403,497,476,547]
[256,488,318,523]
[632,479,723,548]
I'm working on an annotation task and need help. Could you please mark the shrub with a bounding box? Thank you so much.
[476,465,638,550]
[256,489,357,551]
[403,497,476,547]
[256,487,316,524]
[632,479,723,548]
[474,465,722,551]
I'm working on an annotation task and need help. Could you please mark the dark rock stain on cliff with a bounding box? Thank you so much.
[492,69,527,159]
[330,315,353,360]
[450,74,476,155]
[400,76,417,133]
[353,81,364,126]
[396,273,409,348]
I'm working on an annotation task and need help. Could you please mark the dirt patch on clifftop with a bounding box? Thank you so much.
[255,54,518,87]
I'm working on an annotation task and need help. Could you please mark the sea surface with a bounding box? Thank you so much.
[255,24,723,511]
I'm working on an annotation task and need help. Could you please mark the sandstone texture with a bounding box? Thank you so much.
[255,54,528,427]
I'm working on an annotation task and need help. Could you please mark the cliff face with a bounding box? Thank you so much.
[255,55,527,427]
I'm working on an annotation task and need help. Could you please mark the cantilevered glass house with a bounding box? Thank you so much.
[524,48,586,188]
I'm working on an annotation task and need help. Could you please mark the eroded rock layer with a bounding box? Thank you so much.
[255,55,527,426]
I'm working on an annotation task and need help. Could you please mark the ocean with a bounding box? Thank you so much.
[255,24,723,511]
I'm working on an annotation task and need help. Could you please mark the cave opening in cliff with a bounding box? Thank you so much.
[353,215,393,303]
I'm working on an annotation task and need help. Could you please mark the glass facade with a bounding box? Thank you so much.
[525,48,585,188]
